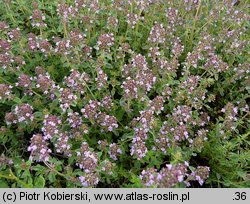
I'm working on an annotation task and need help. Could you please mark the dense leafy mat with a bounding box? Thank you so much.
[0,0,249,187]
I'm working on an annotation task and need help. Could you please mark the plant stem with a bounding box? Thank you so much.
[0,169,31,187]
[190,0,202,47]
[44,161,75,181]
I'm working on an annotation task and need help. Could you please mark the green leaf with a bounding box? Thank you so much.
[48,172,57,183]
[32,164,46,172]
[131,174,141,184]
[34,112,43,118]
[236,171,246,179]
[34,175,45,188]
[13,97,22,104]
[0,179,9,188]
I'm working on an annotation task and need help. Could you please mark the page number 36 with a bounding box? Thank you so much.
[233,192,247,201]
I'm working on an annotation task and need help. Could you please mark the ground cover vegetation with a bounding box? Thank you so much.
[0,0,249,187]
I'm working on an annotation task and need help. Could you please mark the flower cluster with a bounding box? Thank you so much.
[234,63,249,80]
[108,143,123,161]
[101,160,115,175]
[13,104,34,124]
[0,39,11,53]
[42,115,62,140]
[76,142,100,187]
[157,163,188,187]
[107,16,119,29]
[221,103,238,131]
[69,29,85,46]
[0,0,248,188]
[127,13,141,29]
[16,74,33,95]
[54,133,72,157]
[67,111,82,129]
[5,112,18,127]
[190,129,208,152]
[79,172,99,187]
[149,96,164,114]
[204,54,229,72]
[153,122,171,153]
[96,112,118,132]
[28,134,52,162]
[58,88,77,112]
[101,95,113,111]
[133,110,154,130]
[95,67,108,90]
[36,38,52,54]
[148,22,166,44]
[171,38,184,58]
[8,28,21,41]
[0,21,9,31]
[121,77,138,99]
[0,36,12,69]
[27,33,37,51]
[35,71,57,96]
[172,105,192,123]
[81,100,101,121]
[187,166,210,186]
[140,162,210,187]
[64,70,89,94]
[165,7,181,36]
[54,38,72,55]
[67,111,89,139]
[30,9,47,28]
[76,142,98,173]
[57,3,77,22]
[139,168,159,187]
[131,128,148,160]
[0,84,12,100]
[0,155,13,167]
[183,0,201,11]
[96,33,114,51]
[121,53,157,99]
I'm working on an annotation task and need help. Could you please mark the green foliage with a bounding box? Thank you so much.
[0,0,249,188]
